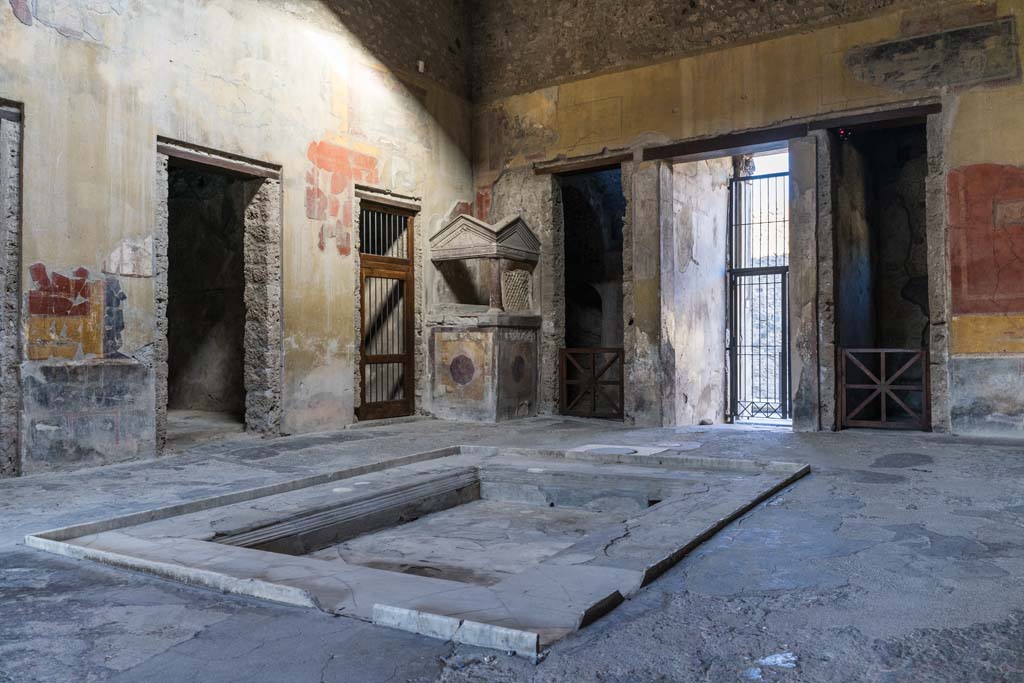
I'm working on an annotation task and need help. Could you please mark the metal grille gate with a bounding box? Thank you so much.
[728,171,791,421]
[840,348,930,430]
[559,348,625,420]
[357,204,415,421]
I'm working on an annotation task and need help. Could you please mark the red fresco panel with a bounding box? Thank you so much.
[949,164,1024,314]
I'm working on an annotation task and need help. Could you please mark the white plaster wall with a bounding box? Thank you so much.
[663,158,730,426]
[0,0,473,448]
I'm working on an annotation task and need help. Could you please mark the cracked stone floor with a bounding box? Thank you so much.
[1,417,1023,682]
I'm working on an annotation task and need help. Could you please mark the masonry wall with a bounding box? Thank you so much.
[470,0,942,101]
[4,0,1024,456]
[0,0,474,472]
[477,0,1024,436]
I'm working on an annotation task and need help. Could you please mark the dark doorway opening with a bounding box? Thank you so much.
[558,168,625,420]
[834,123,931,430]
[165,160,252,444]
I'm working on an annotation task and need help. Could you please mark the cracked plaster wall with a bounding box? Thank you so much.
[662,158,730,427]
[789,135,824,432]
[1,0,473,472]
[486,168,561,414]
[623,160,669,426]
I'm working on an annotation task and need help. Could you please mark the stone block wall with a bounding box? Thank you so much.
[834,139,876,350]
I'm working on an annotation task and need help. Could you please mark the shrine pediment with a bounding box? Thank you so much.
[431,214,541,263]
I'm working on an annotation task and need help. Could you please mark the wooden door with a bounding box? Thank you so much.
[357,203,415,420]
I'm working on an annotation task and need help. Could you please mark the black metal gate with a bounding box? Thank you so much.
[727,171,791,421]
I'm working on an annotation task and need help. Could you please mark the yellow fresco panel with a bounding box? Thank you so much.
[952,315,1024,354]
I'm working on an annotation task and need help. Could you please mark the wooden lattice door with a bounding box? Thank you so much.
[357,203,415,420]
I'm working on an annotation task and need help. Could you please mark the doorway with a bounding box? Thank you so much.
[727,151,792,423]
[155,142,282,450]
[834,123,931,430]
[165,160,249,443]
[557,168,626,420]
[356,202,415,421]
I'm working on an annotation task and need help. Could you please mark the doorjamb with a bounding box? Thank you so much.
[0,103,22,476]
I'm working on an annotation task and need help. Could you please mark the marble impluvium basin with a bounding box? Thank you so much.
[26,446,808,659]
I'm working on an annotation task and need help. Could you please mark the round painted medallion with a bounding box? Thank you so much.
[449,354,476,386]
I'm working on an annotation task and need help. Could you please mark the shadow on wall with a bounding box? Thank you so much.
[301,2,476,265]
[435,258,491,306]
[312,0,474,163]
[319,0,471,99]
